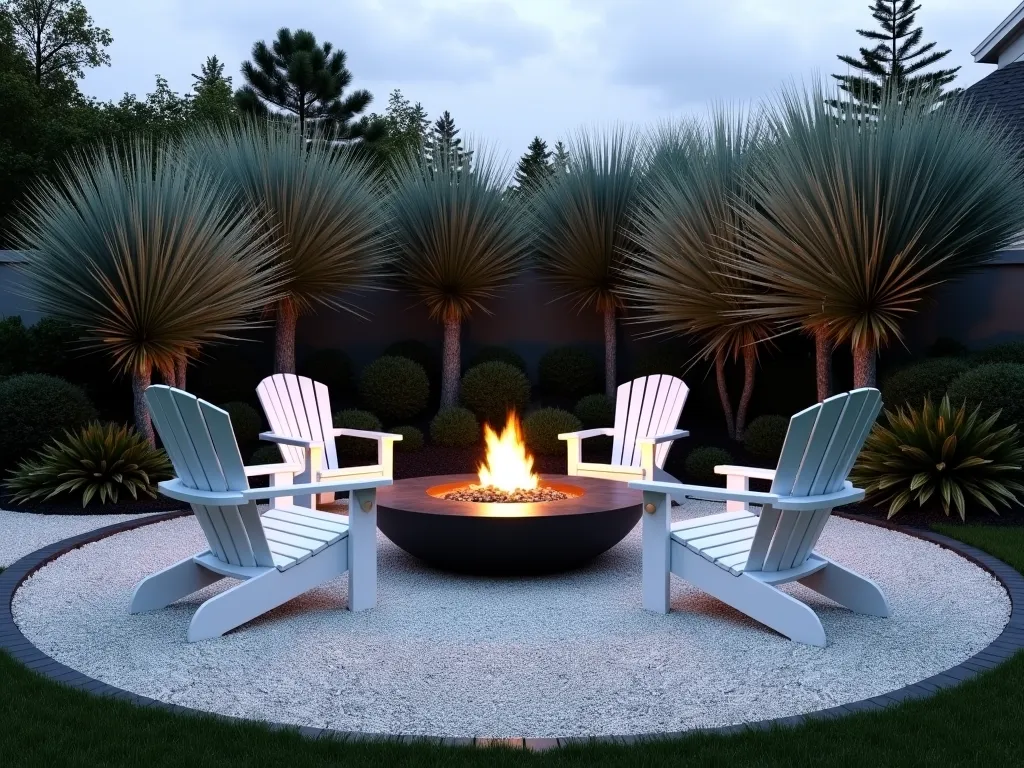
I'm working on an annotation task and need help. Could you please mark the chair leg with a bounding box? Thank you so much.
[348,488,378,612]
[642,491,671,613]
[129,555,223,614]
[799,556,890,618]
[675,550,828,646]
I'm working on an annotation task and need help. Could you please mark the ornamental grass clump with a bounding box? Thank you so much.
[850,396,1024,521]
[5,422,172,507]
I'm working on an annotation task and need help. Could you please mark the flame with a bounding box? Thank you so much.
[477,413,539,493]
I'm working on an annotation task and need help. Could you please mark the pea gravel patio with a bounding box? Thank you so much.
[11,500,1010,738]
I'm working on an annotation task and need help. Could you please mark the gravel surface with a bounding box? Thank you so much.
[0,509,166,568]
[12,502,1009,738]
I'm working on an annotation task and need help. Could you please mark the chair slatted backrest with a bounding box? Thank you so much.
[745,388,882,574]
[257,374,338,470]
[146,385,275,569]
[611,375,689,468]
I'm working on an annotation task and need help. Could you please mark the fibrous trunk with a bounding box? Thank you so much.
[603,306,617,398]
[275,297,297,374]
[814,326,832,402]
[714,351,737,440]
[735,345,756,439]
[441,318,461,408]
[175,354,187,391]
[157,361,176,389]
[852,344,877,388]
[133,366,155,447]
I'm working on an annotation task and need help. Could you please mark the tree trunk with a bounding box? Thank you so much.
[133,366,155,447]
[735,345,757,439]
[852,344,877,389]
[814,326,833,402]
[714,352,736,440]
[440,318,461,408]
[275,297,297,374]
[175,354,187,391]
[603,306,617,398]
[157,361,177,389]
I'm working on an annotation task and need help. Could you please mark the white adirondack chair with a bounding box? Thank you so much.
[130,385,389,642]
[630,388,887,647]
[559,375,690,483]
[257,373,402,508]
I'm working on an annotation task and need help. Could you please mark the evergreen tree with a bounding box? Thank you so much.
[370,88,429,164]
[190,55,235,122]
[235,27,374,139]
[513,136,553,194]
[424,110,472,174]
[832,1,960,106]
[551,140,570,176]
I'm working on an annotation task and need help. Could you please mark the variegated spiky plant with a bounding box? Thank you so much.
[16,140,282,442]
[387,144,532,407]
[851,396,1024,521]
[184,121,392,373]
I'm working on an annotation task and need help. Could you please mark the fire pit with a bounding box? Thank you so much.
[375,414,641,575]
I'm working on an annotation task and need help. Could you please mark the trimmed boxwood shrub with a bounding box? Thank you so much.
[468,345,527,373]
[538,346,600,399]
[430,407,479,448]
[393,425,425,452]
[333,409,384,462]
[383,339,440,390]
[299,348,354,401]
[574,393,615,428]
[684,446,734,486]
[460,361,531,427]
[973,341,1024,366]
[219,402,262,447]
[948,363,1024,428]
[523,408,582,456]
[358,356,430,423]
[0,374,97,468]
[881,357,971,410]
[742,415,788,461]
[249,444,282,465]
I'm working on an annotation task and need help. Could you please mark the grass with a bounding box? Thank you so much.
[2,527,1023,767]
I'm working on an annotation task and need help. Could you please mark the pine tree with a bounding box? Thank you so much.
[551,141,570,176]
[832,1,960,106]
[190,55,235,122]
[513,137,553,194]
[424,110,472,174]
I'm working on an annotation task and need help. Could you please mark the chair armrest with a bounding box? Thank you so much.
[636,429,690,446]
[628,478,779,506]
[558,428,616,440]
[331,428,403,442]
[243,462,302,477]
[259,432,323,448]
[242,477,392,501]
[158,478,245,504]
[714,464,776,481]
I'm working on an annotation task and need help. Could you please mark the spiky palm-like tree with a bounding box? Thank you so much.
[623,112,772,439]
[388,145,532,407]
[730,84,1024,389]
[532,128,643,397]
[16,140,281,443]
[186,121,391,373]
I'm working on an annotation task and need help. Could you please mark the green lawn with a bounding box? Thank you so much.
[3,526,1024,767]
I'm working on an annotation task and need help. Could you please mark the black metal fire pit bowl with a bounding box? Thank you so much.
[374,473,642,576]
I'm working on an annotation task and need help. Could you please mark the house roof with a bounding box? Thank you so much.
[962,60,1024,149]
[973,1,1024,63]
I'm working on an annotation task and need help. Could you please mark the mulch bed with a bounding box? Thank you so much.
[0,492,187,517]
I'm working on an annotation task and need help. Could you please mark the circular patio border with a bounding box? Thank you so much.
[1,510,1022,751]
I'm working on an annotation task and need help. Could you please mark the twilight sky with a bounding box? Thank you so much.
[79,0,1015,159]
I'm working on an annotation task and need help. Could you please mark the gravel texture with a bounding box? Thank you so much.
[0,509,165,568]
[12,502,1009,738]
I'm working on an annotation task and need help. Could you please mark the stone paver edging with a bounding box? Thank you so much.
[1,511,1022,751]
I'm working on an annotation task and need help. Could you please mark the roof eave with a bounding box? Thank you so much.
[973,1,1024,63]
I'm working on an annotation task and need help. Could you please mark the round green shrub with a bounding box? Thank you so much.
[358,356,430,423]
[0,316,30,377]
[469,345,527,373]
[881,357,971,410]
[430,407,479,448]
[393,425,425,452]
[684,446,734,486]
[973,341,1024,366]
[383,339,440,388]
[219,401,262,446]
[333,409,385,462]
[742,415,789,461]
[460,361,531,427]
[523,408,582,456]
[948,363,1024,428]
[538,346,600,399]
[0,374,97,468]
[299,348,354,400]
[249,444,283,465]
[574,393,615,428]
